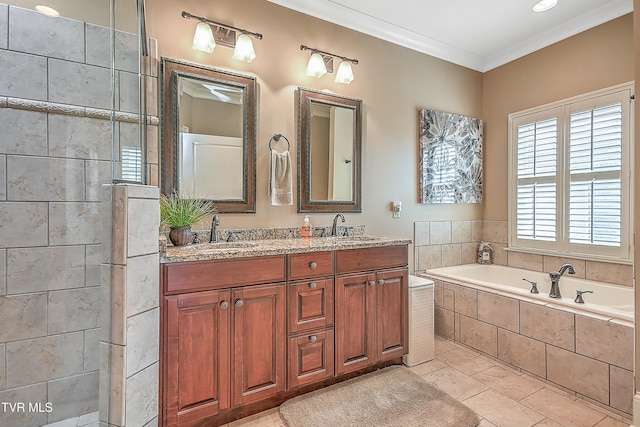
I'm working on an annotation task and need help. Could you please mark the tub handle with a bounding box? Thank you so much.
[522,278,539,294]
[575,290,593,304]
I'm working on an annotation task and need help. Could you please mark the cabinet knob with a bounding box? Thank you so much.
[235,299,244,308]
[310,261,318,269]
[369,280,375,287]
[378,279,385,285]
[309,335,317,342]
[309,282,317,289]
[220,301,229,310]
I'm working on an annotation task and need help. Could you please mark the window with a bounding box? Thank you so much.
[508,84,633,262]
[120,146,143,182]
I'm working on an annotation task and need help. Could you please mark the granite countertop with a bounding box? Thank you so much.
[160,235,411,263]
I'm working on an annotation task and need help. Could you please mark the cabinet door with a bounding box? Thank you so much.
[375,268,408,361]
[232,283,286,407]
[164,290,230,427]
[335,273,376,375]
[288,278,334,334]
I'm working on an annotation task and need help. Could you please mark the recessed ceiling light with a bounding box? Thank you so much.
[533,0,558,12]
[35,5,60,17]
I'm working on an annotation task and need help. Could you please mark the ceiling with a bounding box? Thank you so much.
[266,0,633,72]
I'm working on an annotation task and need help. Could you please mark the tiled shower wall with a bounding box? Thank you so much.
[0,5,158,426]
[414,220,634,287]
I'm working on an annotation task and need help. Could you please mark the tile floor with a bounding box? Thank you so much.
[227,335,633,427]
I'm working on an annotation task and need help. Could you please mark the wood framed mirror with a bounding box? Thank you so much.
[297,88,362,213]
[160,58,257,213]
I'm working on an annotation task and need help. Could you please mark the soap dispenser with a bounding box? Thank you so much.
[301,215,312,238]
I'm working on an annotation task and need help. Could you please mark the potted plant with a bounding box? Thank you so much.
[160,192,216,246]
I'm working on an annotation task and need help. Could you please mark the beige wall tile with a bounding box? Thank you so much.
[546,345,609,404]
[575,315,633,371]
[0,50,47,101]
[0,202,48,248]
[101,264,125,346]
[434,282,443,307]
[6,332,84,388]
[452,221,471,243]
[461,242,478,264]
[0,383,48,427]
[443,287,454,310]
[490,242,508,266]
[435,307,454,339]
[125,253,160,317]
[0,293,47,341]
[47,372,99,424]
[48,115,113,161]
[471,220,484,241]
[7,246,85,294]
[147,124,159,165]
[482,220,508,244]
[543,256,586,279]
[0,343,4,390]
[508,251,543,271]
[609,366,633,415]
[127,198,160,257]
[458,315,497,357]
[99,342,125,426]
[125,362,158,427]
[0,5,6,49]
[84,328,100,373]
[454,285,478,318]
[442,244,462,267]
[478,291,519,332]
[417,245,441,271]
[48,287,101,334]
[430,221,451,244]
[126,308,159,377]
[49,59,111,110]
[0,249,4,296]
[49,202,101,245]
[0,109,47,156]
[497,328,546,378]
[585,261,633,287]
[520,302,575,351]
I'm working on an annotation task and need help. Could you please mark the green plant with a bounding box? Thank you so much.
[160,192,216,229]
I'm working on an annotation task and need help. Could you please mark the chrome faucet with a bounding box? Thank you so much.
[548,263,575,299]
[331,213,345,236]
[209,215,220,243]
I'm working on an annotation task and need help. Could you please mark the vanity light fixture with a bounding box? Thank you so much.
[532,0,558,12]
[181,11,263,62]
[300,45,358,84]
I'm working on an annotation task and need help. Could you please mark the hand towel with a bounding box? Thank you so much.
[270,150,293,206]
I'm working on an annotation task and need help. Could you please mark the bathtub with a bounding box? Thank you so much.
[424,263,633,322]
[423,263,634,415]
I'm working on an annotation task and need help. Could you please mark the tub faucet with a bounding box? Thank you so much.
[548,263,575,299]
[210,215,220,243]
[331,213,345,236]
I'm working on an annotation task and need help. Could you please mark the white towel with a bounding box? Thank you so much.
[270,150,293,206]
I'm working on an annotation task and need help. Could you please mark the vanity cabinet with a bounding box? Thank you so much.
[161,244,407,427]
[334,246,408,376]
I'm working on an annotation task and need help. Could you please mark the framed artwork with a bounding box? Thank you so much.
[419,109,483,203]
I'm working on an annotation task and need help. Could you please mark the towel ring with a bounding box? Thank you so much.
[269,134,290,152]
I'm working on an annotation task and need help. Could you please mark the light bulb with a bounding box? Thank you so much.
[306,53,327,78]
[192,22,215,53]
[335,61,354,84]
[233,34,256,62]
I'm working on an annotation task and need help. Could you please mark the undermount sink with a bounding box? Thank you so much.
[189,242,259,250]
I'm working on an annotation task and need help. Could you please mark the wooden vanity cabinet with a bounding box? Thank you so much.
[334,246,408,376]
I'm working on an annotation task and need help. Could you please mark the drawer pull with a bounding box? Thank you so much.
[220,301,229,310]
[309,335,317,342]
[369,280,375,287]
[309,282,317,289]
[310,261,318,269]
[235,299,244,308]
[378,279,385,285]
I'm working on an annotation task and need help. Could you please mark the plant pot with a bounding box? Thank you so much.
[169,226,193,246]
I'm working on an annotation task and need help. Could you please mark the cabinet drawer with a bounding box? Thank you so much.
[335,245,407,274]
[288,251,333,280]
[288,329,334,389]
[288,279,333,334]
[162,255,286,294]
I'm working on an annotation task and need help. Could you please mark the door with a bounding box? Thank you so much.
[232,283,286,407]
[335,273,376,375]
[164,290,230,427]
[375,268,408,361]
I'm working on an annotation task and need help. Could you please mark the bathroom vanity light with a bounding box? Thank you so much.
[182,11,263,62]
[532,0,558,12]
[300,45,358,84]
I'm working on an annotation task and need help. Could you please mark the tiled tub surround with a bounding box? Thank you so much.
[424,265,634,417]
[414,220,634,288]
[0,5,159,427]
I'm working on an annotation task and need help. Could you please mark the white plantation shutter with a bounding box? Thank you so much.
[508,84,632,262]
[121,146,143,182]
[569,103,622,247]
[516,119,557,241]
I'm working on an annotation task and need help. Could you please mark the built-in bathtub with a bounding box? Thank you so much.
[423,263,634,416]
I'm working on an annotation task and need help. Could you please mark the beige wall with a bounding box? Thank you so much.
[146,0,483,257]
[482,14,634,221]
[633,0,640,413]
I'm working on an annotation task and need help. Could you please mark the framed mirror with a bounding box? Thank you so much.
[297,88,362,213]
[161,58,256,213]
